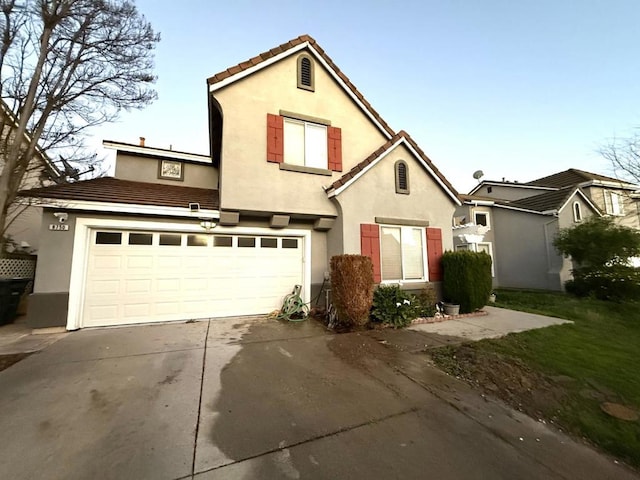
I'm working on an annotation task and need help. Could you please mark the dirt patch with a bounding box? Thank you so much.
[430,344,567,420]
[0,353,32,372]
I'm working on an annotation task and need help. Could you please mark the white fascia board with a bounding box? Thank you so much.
[492,204,550,216]
[579,179,640,190]
[328,138,461,205]
[468,181,555,195]
[466,199,495,206]
[557,189,602,216]
[209,42,393,140]
[28,198,220,219]
[327,138,403,198]
[102,141,211,164]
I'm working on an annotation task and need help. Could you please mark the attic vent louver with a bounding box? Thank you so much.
[300,58,312,86]
[395,160,409,194]
[297,54,314,91]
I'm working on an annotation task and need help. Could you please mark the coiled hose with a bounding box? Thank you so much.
[276,285,309,322]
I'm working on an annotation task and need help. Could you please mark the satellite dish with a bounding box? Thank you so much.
[472,170,484,181]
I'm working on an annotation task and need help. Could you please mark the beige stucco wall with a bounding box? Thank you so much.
[212,50,390,216]
[114,153,219,189]
[34,210,77,293]
[333,143,456,279]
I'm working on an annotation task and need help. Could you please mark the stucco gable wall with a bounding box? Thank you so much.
[557,193,596,228]
[335,143,456,255]
[213,51,389,216]
[114,153,218,189]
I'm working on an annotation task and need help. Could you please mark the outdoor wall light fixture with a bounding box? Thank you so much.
[199,219,217,232]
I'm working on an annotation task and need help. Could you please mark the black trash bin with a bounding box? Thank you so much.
[0,278,30,325]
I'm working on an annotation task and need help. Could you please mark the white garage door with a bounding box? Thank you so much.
[82,230,304,327]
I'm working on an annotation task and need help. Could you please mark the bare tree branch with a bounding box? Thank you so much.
[0,0,160,251]
[599,130,640,185]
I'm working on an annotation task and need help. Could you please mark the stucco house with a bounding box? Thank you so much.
[1,100,62,253]
[456,167,640,291]
[22,35,461,330]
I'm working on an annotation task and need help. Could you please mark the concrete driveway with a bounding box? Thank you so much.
[0,317,637,480]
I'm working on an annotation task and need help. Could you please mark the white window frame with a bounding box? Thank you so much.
[283,118,328,169]
[379,225,427,283]
[474,211,490,228]
[605,191,624,216]
[573,201,582,223]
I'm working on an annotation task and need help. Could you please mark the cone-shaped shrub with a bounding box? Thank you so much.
[330,255,375,328]
[442,250,492,313]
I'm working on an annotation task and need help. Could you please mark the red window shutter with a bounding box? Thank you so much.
[327,126,342,172]
[426,227,444,281]
[267,114,284,163]
[360,223,381,283]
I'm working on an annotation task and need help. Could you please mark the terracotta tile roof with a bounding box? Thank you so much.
[19,177,220,210]
[506,186,580,212]
[525,168,627,188]
[207,34,395,138]
[327,130,460,201]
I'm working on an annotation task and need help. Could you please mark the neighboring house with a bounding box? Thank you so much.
[457,167,640,291]
[455,185,601,291]
[1,100,62,252]
[21,35,461,330]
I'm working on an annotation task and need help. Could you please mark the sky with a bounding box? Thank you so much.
[88,0,640,194]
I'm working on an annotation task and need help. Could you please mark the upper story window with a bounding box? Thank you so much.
[395,160,409,194]
[605,191,625,216]
[267,113,342,172]
[474,211,489,227]
[573,202,582,222]
[284,118,328,169]
[297,54,314,91]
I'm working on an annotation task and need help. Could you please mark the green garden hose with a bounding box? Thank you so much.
[277,285,309,322]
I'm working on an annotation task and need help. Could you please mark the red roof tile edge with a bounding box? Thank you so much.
[326,131,460,202]
[206,34,395,138]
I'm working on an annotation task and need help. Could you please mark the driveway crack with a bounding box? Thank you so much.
[191,319,211,477]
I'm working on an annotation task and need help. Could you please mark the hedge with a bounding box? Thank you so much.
[441,250,492,313]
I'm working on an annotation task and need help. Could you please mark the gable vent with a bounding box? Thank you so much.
[297,54,314,91]
[395,160,409,194]
[300,58,312,86]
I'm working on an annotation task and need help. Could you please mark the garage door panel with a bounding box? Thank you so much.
[83,230,305,327]
[157,255,182,269]
[93,254,123,270]
[124,279,153,294]
[123,303,151,318]
[87,279,121,295]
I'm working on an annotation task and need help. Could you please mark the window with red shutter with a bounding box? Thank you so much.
[327,127,342,172]
[266,113,284,163]
[426,227,443,281]
[360,224,381,283]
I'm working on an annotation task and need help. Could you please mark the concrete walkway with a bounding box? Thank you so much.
[0,316,636,479]
[410,305,572,342]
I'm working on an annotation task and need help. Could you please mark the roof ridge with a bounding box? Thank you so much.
[206,34,396,138]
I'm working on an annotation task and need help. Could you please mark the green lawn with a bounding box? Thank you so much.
[436,289,640,468]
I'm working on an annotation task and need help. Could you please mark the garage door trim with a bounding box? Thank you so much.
[68,217,311,330]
